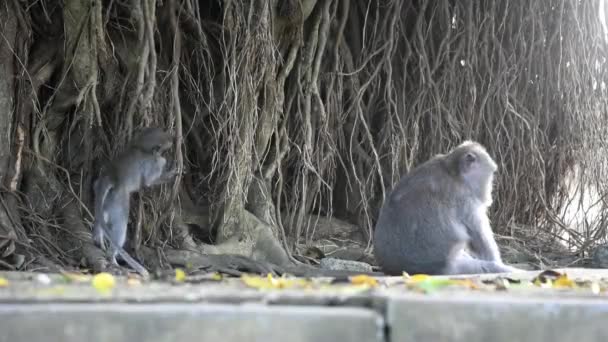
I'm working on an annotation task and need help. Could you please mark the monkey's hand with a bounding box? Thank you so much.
[160,165,183,182]
[147,163,182,187]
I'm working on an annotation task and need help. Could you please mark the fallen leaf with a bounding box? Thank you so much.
[241,274,273,289]
[268,273,301,288]
[175,268,186,282]
[404,275,478,293]
[553,274,575,288]
[414,278,453,293]
[92,272,116,294]
[532,269,562,284]
[350,275,378,287]
[0,277,8,287]
[407,274,431,282]
[451,279,479,289]
[241,273,309,290]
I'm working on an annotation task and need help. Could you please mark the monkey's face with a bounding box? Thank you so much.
[455,143,497,204]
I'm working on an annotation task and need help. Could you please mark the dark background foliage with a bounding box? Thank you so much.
[0,0,606,272]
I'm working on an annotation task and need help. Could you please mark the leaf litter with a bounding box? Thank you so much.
[1,268,606,298]
[236,269,607,296]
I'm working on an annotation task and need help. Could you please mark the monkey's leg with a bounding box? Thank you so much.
[92,220,106,250]
[107,222,127,266]
[115,247,149,278]
[464,217,502,262]
[444,255,515,275]
[101,225,149,277]
[146,166,178,187]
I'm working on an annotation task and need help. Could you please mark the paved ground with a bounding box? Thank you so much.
[1,268,608,341]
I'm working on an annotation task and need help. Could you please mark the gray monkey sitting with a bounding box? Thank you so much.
[373,141,518,275]
[92,127,177,277]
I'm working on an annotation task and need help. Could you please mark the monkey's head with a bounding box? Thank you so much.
[447,141,497,205]
[131,127,173,154]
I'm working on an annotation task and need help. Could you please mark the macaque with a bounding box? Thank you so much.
[373,141,518,275]
[92,128,177,277]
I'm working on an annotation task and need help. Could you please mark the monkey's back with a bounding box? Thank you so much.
[373,157,468,275]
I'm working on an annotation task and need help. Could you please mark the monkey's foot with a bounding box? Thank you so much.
[104,263,132,276]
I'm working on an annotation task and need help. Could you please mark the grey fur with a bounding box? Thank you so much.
[92,128,176,278]
[373,141,517,275]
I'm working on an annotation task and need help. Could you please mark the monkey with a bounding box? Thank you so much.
[92,127,177,278]
[373,141,519,276]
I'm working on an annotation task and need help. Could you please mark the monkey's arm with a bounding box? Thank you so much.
[141,156,179,188]
[464,214,502,262]
[150,166,178,186]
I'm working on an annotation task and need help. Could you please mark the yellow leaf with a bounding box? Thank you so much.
[350,275,379,287]
[92,272,116,294]
[404,275,476,293]
[0,277,8,287]
[210,272,223,281]
[175,268,186,282]
[553,274,575,288]
[241,274,274,289]
[451,279,479,289]
[241,274,307,290]
[268,273,297,288]
[415,279,448,293]
[409,274,431,283]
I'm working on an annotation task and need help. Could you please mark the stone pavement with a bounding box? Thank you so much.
[1,268,608,342]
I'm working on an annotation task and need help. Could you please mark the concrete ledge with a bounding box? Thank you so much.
[0,303,384,342]
[387,294,608,342]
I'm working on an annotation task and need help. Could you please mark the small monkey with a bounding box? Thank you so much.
[373,141,518,275]
[92,127,177,277]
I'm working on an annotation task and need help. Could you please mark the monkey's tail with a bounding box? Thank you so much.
[114,245,150,279]
[98,225,150,279]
